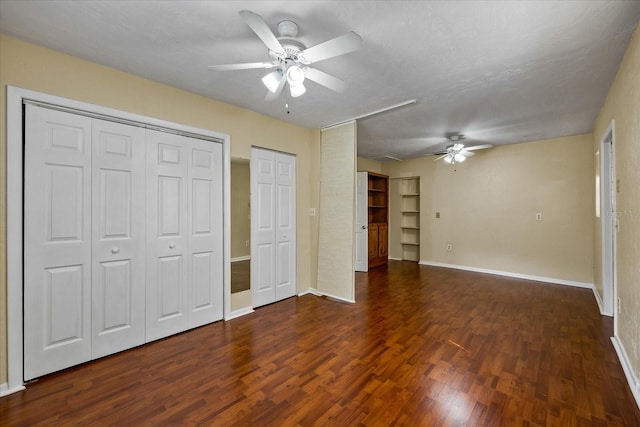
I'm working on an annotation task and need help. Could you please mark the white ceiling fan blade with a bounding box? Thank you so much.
[300,31,362,64]
[460,150,476,157]
[303,67,348,93]
[433,154,449,162]
[464,144,493,151]
[208,62,276,71]
[265,76,286,101]
[239,10,285,55]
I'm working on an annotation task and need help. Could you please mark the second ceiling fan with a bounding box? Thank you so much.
[433,135,493,165]
[208,10,362,100]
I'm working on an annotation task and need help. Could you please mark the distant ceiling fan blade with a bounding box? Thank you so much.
[239,10,285,55]
[464,144,493,151]
[460,150,476,157]
[300,31,362,63]
[265,76,286,101]
[303,67,348,93]
[433,154,449,162]
[208,62,276,71]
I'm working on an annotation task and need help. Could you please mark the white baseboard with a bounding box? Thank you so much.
[418,260,594,290]
[297,289,314,297]
[0,382,25,397]
[611,336,640,410]
[591,286,613,317]
[224,306,254,321]
[305,288,355,304]
[231,256,250,263]
[388,256,402,261]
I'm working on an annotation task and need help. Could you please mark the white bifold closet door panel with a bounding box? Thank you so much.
[145,130,223,342]
[251,148,296,308]
[24,104,224,380]
[24,105,93,380]
[24,107,146,379]
[91,120,146,359]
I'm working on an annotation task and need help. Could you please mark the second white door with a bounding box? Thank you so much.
[146,130,224,342]
[251,148,296,308]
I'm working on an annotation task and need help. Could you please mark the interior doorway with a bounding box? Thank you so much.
[599,122,616,326]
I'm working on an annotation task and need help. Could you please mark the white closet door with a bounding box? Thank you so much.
[187,138,223,327]
[251,148,296,308]
[354,172,368,272]
[91,120,146,358]
[146,130,223,341]
[275,153,296,301]
[24,105,93,380]
[146,130,190,341]
[251,148,276,307]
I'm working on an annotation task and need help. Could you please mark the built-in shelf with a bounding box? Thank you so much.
[398,177,420,262]
[366,172,389,268]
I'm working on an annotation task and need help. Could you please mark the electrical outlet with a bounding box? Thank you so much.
[617,297,622,314]
[309,208,316,216]
[536,213,542,221]
[436,212,441,218]
[446,244,453,252]
[245,240,249,247]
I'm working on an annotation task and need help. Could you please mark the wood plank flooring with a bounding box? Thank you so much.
[2,261,639,426]
[231,260,251,294]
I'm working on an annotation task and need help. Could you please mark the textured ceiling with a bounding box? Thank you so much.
[1,1,639,160]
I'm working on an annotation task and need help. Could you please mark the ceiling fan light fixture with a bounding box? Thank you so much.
[289,82,306,97]
[454,153,466,163]
[261,70,282,93]
[286,65,305,86]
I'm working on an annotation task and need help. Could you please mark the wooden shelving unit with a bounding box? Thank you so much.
[399,177,420,261]
[367,172,389,268]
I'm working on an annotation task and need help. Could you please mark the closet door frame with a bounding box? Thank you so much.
[5,86,231,394]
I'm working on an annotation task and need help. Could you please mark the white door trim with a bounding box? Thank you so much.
[599,120,617,325]
[5,86,231,395]
[354,172,368,272]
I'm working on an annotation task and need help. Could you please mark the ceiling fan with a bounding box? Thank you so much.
[208,10,362,100]
[433,135,493,165]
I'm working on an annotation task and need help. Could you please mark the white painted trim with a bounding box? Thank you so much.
[0,382,26,397]
[225,307,255,321]
[388,256,403,261]
[599,121,617,321]
[611,336,640,410]
[418,260,594,289]
[306,288,356,304]
[7,86,26,394]
[231,256,251,262]
[592,286,613,317]
[6,85,231,392]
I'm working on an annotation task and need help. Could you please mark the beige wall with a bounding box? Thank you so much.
[383,134,595,284]
[592,25,640,381]
[230,160,251,259]
[356,156,383,173]
[316,123,356,301]
[0,34,321,384]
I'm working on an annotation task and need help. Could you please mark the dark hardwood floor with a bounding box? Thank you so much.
[2,261,639,426]
[231,260,251,294]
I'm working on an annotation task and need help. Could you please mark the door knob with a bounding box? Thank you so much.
[169,243,176,249]
[362,225,366,230]
[111,247,119,254]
